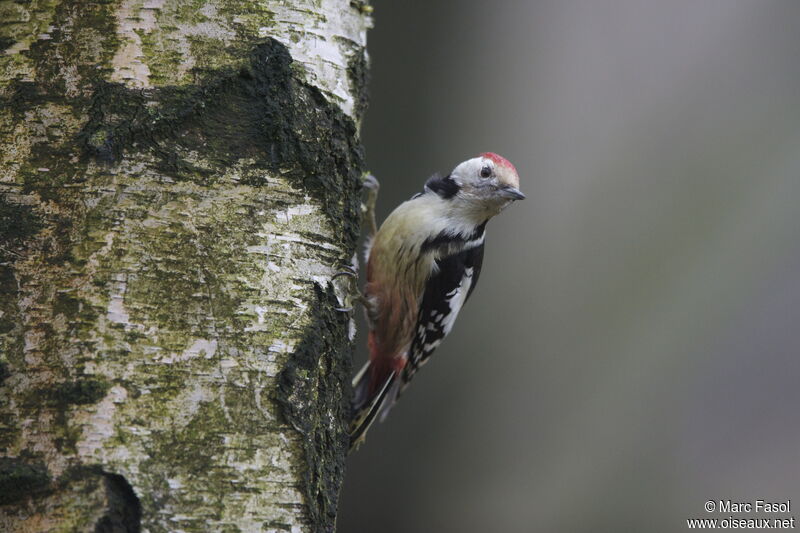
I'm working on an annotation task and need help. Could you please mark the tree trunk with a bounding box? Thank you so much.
[0,1,371,531]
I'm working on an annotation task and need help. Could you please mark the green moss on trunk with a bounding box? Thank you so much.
[0,1,371,529]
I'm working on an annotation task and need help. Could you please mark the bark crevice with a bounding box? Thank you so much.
[95,472,141,533]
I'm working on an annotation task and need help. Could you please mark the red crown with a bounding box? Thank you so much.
[480,152,517,174]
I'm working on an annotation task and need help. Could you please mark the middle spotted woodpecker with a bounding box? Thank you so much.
[350,152,524,450]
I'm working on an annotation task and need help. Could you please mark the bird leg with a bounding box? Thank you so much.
[334,174,380,313]
[361,173,380,238]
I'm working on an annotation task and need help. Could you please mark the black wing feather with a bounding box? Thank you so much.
[465,242,484,300]
[402,243,485,385]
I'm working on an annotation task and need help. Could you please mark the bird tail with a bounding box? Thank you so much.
[349,361,399,453]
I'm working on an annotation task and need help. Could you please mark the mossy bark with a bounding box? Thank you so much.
[0,1,371,531]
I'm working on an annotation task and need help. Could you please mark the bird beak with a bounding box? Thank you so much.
[499,186,526,200]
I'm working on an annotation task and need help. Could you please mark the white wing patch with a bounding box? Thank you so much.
[441,267,472,335]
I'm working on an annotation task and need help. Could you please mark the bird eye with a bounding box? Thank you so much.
[480,166,492,178]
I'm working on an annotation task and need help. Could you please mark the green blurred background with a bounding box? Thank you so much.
[338,1,800,531]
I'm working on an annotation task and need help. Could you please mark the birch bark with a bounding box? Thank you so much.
[0,1,371,531]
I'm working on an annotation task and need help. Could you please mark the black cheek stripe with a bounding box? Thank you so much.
[424,173,460,199]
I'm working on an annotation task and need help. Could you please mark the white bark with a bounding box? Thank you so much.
[0,1,371,531]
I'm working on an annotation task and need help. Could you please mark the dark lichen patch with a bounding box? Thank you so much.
[32,377,111,408]
[78,83,148,165]
[0,458,52,505]
[242,42,365,244]
[276,283,353,532]
[0,196,42,259]
[0,80,38,117]
[0,411,20,451]
[0,196,34,364]
[53,291,81,318]
[77,38,365,244]
[0,358,18,449]
[347,47,370,124]
[0,36,14,53]
[0,265,24,370]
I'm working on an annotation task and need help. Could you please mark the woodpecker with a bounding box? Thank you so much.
[350,152,524,450]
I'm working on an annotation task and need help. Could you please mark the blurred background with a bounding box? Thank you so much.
[338,1,800,531]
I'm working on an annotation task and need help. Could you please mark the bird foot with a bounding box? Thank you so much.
[332,265,358,281]
[332,264,368,314]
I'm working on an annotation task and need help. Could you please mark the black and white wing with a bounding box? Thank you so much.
[402,243,485,386]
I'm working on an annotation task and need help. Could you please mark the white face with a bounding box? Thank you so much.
[449,155,525,217]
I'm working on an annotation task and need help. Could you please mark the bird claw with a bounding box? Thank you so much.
[362,173,380,192]
[349,434,365,453]
[332,266,358,280]
[332,264,364,314]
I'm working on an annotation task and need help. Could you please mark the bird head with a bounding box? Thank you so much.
[449,152,524,218]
